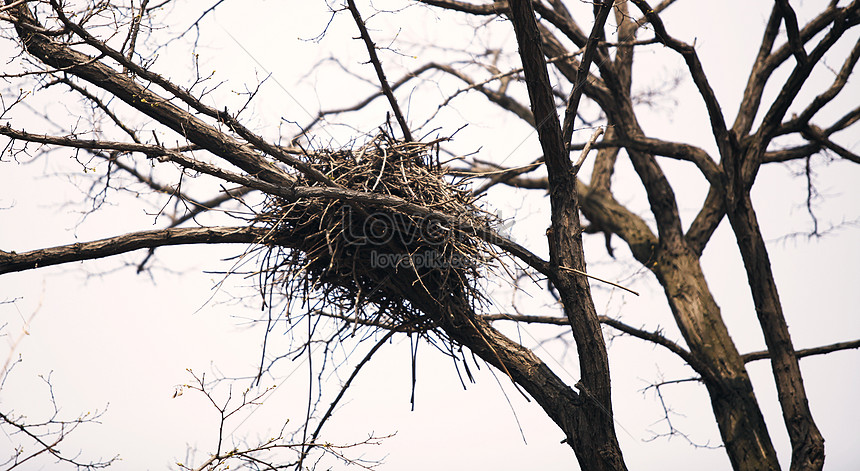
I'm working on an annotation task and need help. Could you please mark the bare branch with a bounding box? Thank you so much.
[297,330,395,469]
[416,0,507,15]
[560,3,613,147]
[629,0,733,165]
[0,227,266,275]
[800,124,860,164]
[10,1,309,185]
[571,126,604,175]
[684,186,724,256]
[482,313,712,380]
[345,0,413,142]
[507,1,627,467]
[776,0,809,65]
[756,2,860,147]
[781,38,860,134]
[732,4,782,137]
[743,339,860,363]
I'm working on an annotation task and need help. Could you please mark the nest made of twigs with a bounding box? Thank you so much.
[255,131,498,333]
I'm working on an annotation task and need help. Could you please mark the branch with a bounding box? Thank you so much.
[0,409,117,469]
[300,62,438,135]
[0,125,186,157]
[19,1,294,184]
[1,125,552,279]
[424,62,535,126]
[345,0,413,142]
[775,0,808,65]
[560,3,613,146]
[538,23,614,115]
[684,185,724,256]
[732,5,782,137]
[531,0,588,48]
[800,124,860,164]
[587,126,619,193]
[482,313,712,380]
[780,38,860,134]
[827,103,860,134]
[16,1,339,188]
[51,77,140,142]
[297,330,395,469]
[463,160,660,268]
[416,0,507,15]
[622,135,720,184]
[0,227,266,275]
[742,339,860,363]
[571,126,604,175]
[763,143,822,163]
[507,2,627,467]
[629,0,733,164]
[756,2,860,147]
[763,104,860,163]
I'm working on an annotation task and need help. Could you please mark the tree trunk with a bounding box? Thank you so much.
[506,1,627,469]
[725,190,825,471]
[653,246,781,470]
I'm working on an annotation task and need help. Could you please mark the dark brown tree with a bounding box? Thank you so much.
[1,1,859,470]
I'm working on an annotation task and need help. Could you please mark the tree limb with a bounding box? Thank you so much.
[345,0,413,142]
[743,339,860,363]
[629,0,734,166]
[482,313,710,379]
[775,0,809,65]
[0,227,267,275]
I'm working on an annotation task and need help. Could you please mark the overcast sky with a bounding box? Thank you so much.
[1,1,859,470]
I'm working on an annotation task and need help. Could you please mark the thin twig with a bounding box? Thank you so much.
[558,266,638,296]
[345,0,413,142]
[572,126,604,174]
[296,330,395,469]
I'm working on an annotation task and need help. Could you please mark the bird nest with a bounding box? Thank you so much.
[254,131,499,334]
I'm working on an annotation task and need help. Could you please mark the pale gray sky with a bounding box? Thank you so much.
[1,1,859,469]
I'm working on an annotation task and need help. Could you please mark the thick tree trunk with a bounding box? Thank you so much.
[577,182,781,469]
[653,247,781,470]
[506,1,627,469]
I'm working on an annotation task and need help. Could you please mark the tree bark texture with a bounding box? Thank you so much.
[652,247,781,470]
[507,1,626,469]
[724,184,824,471]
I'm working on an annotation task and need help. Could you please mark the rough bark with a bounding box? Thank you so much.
[0,227,265,275]
[652,246,780,470]
[724,187,825,471]
[507,1,626,469]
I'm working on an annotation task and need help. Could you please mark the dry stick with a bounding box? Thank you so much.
[560,2,613,147]
[572,126,604,174]
[346,0,413,142]
[558,266,638,296]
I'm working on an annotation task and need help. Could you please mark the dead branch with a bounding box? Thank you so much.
[743,339,860,363]
[345,0,413,142]
[0,227,266,275]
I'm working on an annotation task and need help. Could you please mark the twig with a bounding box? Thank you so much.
[346,0,413,142]
[558,266,638,296]
[572,126,604,174]
[296,330,395,469]
[743,338,860,363]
